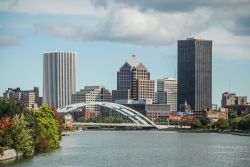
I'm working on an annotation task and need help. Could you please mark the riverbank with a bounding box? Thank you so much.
[0,149,23,162]
[175,129,250,136]
[2,131,250,167]
[73,126,250,137]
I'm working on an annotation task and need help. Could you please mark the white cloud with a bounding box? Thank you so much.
[34,7,213,45]
[0,36,20,47]
[2,0,249,59]
[0,0,106,16]
[197,27,250,59]
[90,7,212,45]
[34,23,79,39]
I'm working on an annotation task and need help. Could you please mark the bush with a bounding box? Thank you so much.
[238,114,250,131]
[35,137,49,153]
[191,120,202,129]
[215,118,228,131]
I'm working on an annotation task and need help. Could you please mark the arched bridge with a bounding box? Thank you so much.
[57,102,158,128]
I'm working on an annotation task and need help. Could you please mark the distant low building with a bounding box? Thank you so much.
[221,92,247,107]
[3,87,42,110]
[122,103,172,123]
[72,85,112,113]
[71,86,111,121]
[206,108,228,122]
[84,110,101,120]
[193,109,207,120]
[145,104,171,122]
[221,92,249,114]
[193,108,229,121]
[64,113,73,130]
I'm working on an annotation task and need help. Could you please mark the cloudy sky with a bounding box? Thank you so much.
[0,0,249,106]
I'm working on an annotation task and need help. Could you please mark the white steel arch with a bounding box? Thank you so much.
[57,102,157,127]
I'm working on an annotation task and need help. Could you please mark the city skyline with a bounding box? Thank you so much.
[0,0,250,107]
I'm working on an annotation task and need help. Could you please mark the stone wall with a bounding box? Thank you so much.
[0,149,23,161]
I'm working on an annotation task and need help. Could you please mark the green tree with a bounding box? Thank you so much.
[199,117,210,127]
[0,98,25,118]
[191,119,202,129]
[228,111,237,120]
[215,118,228,131]
[7,114,34,156]
[238,114,250,131]
[51,107,64,140]
[230,117,241,131]
[34,105,60,151]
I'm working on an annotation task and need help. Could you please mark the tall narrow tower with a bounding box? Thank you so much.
[43,51,77,108]
[177,38,212,111]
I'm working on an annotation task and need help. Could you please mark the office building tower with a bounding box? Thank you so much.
[43,51,77,108]
[156,78,177,113]
[112,55,154,104]
[177,38,212,111]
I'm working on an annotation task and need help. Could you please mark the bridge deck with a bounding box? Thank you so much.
[74,122,155,128]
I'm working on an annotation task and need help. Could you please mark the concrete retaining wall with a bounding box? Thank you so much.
[0,149,23,161]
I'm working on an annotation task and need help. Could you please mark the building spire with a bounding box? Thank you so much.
[128,55,140,67]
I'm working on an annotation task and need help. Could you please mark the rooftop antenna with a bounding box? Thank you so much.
[229,79,231,93]
[174,70,177,79]
[187,32,194,39]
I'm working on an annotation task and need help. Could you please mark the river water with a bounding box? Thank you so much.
[2,131,250,167]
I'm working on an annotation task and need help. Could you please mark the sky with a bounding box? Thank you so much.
[0,0,249,106]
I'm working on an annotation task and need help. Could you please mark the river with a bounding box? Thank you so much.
[1,131,250,167]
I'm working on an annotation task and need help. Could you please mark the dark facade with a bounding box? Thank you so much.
[177,38,212,111]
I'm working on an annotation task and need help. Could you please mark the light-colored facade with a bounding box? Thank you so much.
[206,108,228,123]
[72,86,112,112]
[112,55,155,103]
[64,114,73,130]
[156,78,177,113]
[3,87,41,110]
[43,51,77,108]
[221,92,247,107]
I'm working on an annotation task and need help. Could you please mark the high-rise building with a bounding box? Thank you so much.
[156,78,177,113]
[112,55,154,104]
[43,51,77,108]
[3,87,42,109]
[177,38,212,111]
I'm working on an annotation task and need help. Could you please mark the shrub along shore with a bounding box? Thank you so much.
[0,98,63,161]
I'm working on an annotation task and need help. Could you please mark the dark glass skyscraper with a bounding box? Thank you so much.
[177,38,212,111]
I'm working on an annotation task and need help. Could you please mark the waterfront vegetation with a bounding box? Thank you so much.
[191,111,250,132]
[77,110,250,132]
[0,98,63,157]
[79,115,130,124]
